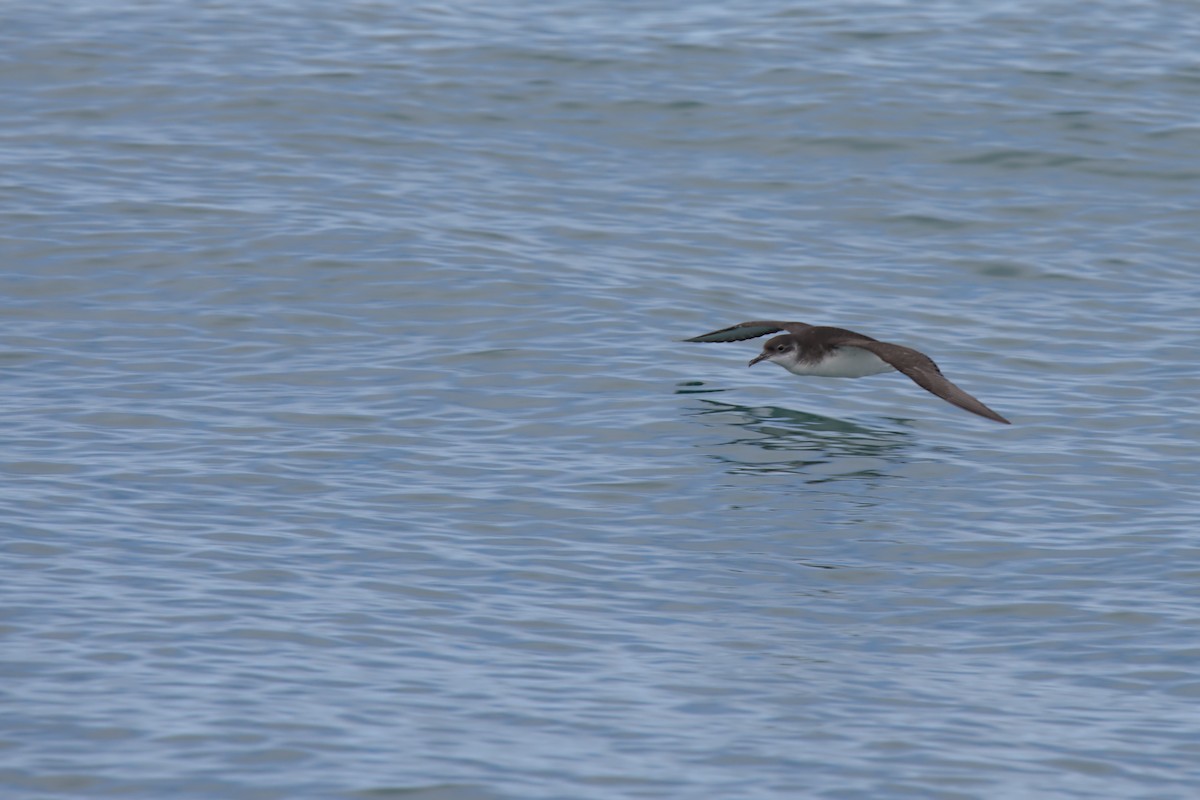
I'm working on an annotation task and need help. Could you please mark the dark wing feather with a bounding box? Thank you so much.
[684,320,812,343]
[836,338,1011,424]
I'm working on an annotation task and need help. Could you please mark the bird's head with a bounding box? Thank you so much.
[749,334,797,368]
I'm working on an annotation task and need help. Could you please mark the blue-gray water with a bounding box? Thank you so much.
[3,2,1199,798]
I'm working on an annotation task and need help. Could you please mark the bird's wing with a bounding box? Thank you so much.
[684,320,812,343]
[835,338,1011,424]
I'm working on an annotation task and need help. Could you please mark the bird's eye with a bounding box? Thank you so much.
[775,344,787,351]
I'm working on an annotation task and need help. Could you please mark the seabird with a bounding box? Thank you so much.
[686,320,1010,424]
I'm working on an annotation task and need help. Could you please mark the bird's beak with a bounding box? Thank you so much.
[748,352,767,367]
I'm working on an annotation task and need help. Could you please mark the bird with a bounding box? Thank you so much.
[685,320,1010,424]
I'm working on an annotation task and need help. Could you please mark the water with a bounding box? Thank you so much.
[3,2,1199,798]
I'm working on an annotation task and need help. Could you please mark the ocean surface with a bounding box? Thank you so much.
[3,2,1199,798]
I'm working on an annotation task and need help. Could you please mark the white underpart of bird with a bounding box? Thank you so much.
[762,346,894,378]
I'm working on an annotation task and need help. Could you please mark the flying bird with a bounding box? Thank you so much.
[685,320,1010,424]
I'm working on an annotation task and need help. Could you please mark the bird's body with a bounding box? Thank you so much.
[686,320,1010,424]
[775,343,893,378]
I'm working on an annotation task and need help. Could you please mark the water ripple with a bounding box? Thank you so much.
[2,1,1199,799]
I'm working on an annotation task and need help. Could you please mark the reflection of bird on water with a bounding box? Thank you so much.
[681,397,915,477]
